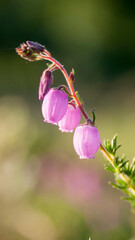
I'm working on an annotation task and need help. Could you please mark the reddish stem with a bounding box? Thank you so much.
[40,52,135,196]
[40,53,93,124]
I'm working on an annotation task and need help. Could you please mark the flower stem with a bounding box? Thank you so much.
[40,52,135,197]
[40,53,93,124]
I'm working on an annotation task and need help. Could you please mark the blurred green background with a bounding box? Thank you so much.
[0,0,135,239]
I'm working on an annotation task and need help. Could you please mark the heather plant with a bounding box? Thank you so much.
[16,41,135,212]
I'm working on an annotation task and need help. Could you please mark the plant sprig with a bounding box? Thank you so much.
[103,135,135,211]
[16,41,135,212]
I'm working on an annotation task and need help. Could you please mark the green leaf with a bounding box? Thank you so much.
[114,144,121,152]
[115,175,128,188]
[103,140,107,149]
[106,140,112,153]
[46,63,51,67]
[110,182,127,189]
[119,160,128,169]
[105,166,116,172]
[115,156,119,165]
[72,68,75,76]
[105,162,116,172]
[121,154,126,162]
[112,134,117,149]
[91,109,96,125]
[121,196,135,201]
[75,91,83,105]
[132,176,135,185]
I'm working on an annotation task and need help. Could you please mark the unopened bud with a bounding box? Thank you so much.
[39,70,53,100]
[26,41,45,53]
[69,71,75,82]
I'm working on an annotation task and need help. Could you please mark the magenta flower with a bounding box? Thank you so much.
[58,103,81,132]
[73,124,100,159]
[42,88,68,124]
[39,70,53,100]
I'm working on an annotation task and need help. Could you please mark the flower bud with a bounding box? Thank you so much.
[58,103,81,132]
[73,124,100,159]
[42,88,68,125]
[39,70,53,100]
[26,41,45,53]
[16,41,44,61]
[69,71,74,82]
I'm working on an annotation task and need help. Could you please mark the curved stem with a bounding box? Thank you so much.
[40,53,93,124]
[100,143,115,168]
[58,85,72,97]
[40,52,135,197]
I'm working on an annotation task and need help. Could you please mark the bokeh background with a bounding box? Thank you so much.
[0,0,135,239]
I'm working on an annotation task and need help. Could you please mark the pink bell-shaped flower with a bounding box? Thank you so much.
[42,88,68,125]
[58,102,81,132]
[73,124,100,159]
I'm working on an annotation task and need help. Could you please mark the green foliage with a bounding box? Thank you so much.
[72,68,75,76]
[104,134,121,155]
[91,109,96,125]
[103,135,135,212]
[75,91,83,105]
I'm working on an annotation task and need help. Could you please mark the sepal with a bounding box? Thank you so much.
[91,109,96,125]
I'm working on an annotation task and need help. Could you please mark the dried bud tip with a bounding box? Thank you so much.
[26,41,45,53]
[16,41,44,61]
